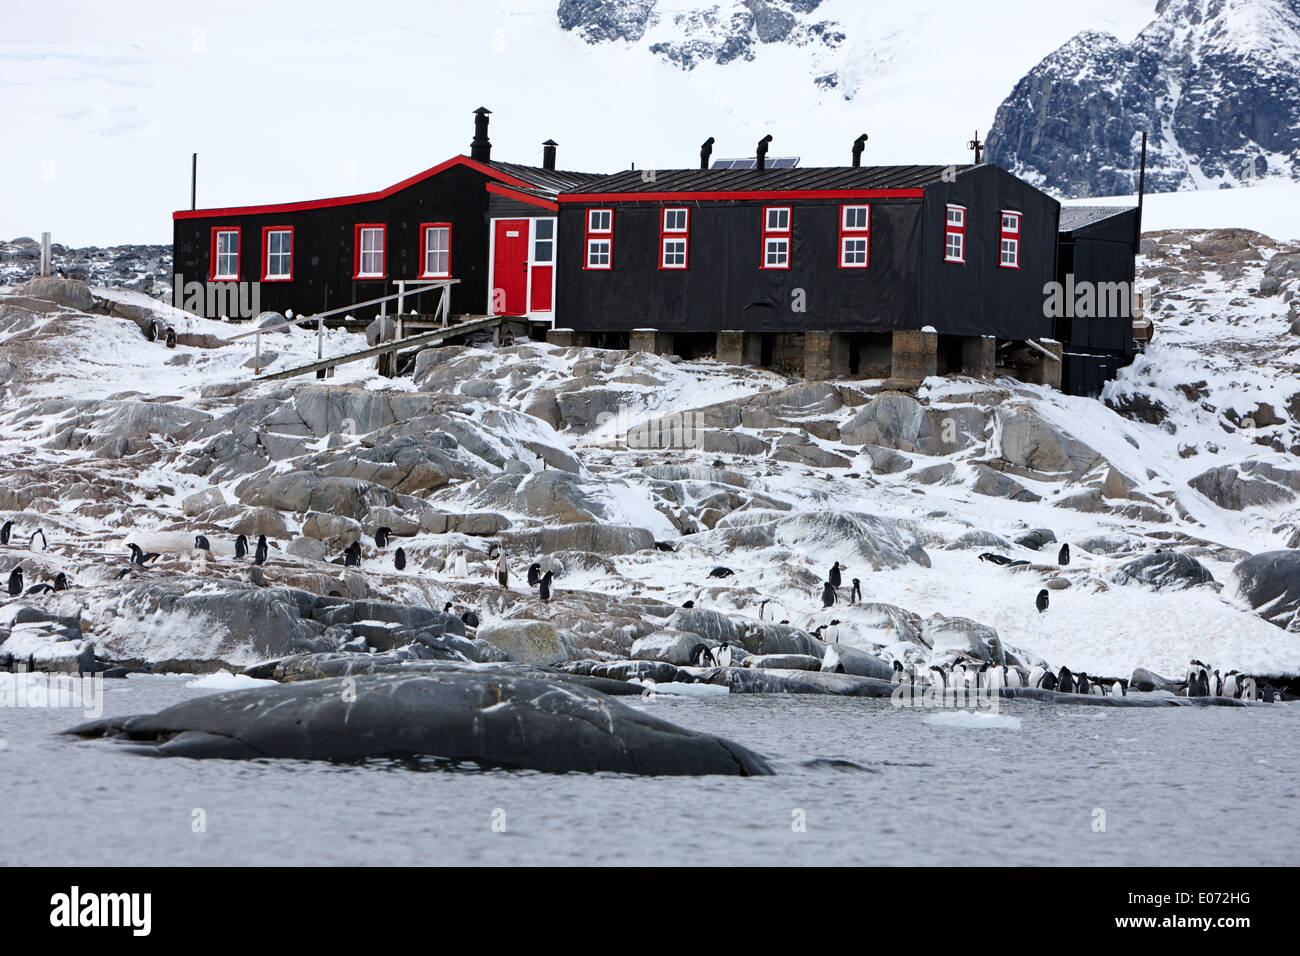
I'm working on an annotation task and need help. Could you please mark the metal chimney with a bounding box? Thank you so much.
[700,136,715,170]
[756,134,772,171]
[542,139,557,171]
[471,107,492,162]
[851,134,868,167]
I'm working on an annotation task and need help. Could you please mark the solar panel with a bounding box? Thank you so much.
[710,157,800,169]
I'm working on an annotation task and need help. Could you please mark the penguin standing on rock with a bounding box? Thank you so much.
[828,562,843,589]
[394,547,406,571]
[453,550,467,579]
[374,526,391,549]
[709,566,734,579]
[343,541,362,567]
[539,569,553,603]
[1058,543,1070,566]
[527,562,541,587]
[128,543,160,565]
[821,581,837,608]
[1057,667,1075,694]
[195,535,210,551]
[54,572,68,591]
[706,642,733,668]
[1036,589,1050,613]
[254,535,268,566]
[1075,672,1091,695]
[7,566,22,597]
[496,550,508,589]
[235,534,248,559]
[29,529,46,551]
[164,327,177,349]
[851,578,862,603]
[0,521,11,545]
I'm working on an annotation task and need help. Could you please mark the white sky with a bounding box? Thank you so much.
[2,0,1159,244]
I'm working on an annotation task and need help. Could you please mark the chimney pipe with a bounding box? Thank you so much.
[756,134,772,171]
[542,139,557,171]
[1135,130,1147,243]
[471,107,492,162]
[700,136,715,170]
[851,134,868,167]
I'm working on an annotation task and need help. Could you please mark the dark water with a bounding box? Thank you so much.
[2,676,1297,866]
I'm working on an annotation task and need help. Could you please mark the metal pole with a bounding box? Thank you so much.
[40,233,51,277]
[396,281,405,340]
[191,153,197,210]
[255,330,262,370]
[317,315,323,360]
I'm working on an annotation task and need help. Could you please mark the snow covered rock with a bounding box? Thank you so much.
[1109,552,1216,590]
[13,276,95,312]
[821,642,894,680]
[770,510,930,570]
[470,619,568,665]
[922,614,1007,665]
[1231,550,1300,629]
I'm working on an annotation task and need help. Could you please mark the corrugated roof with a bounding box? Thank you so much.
[561,164,972,196]
[487,161,604,195]
[1059,205,1137,232]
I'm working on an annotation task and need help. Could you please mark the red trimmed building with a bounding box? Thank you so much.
[171,109,598,321]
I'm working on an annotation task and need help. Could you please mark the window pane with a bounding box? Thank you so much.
[534,238,553,263]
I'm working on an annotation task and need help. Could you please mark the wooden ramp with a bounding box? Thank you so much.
[256,314,507,382]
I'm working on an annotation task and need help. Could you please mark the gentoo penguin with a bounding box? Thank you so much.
[343,541,361,567]
[461,610,480,628]
[689,643,710,667]
[53,572,68,591]
[1058,543,1070,566]
[235,534,248,559]
[527,562,542,587]
[707,642,733,668]
[682,600,695,608]
[1027,665,1047,688]
[195,534,210,551]
[145,319,158,342]
[1004,666,1023,689]
[821,581,837,608]
[1222,671,1240,699]
[394,547,407,571]
[709,566,734,578]
[453,550,467,579]
[374,526,391,549]
[254,534,268,566]
[828,562,843,589]
[1241,677,1258,702]
[1057,666,1075,694]
[7,566,23,596]
[892,660,905,684]
[653,541,676,552]
[127,542,159,565]
[0,520,10,545]
[1075,672,1090,695]
[25,582,55,595]
[539,569,553,602]
[851,578,862,603]
[29,529,46,551]
[1036,589,1050,613]
[759,599,770,620]
[1209,670,1223,697]
[496,550,508,589]
[1039,669,1058,691]
[979,552,1013,566]
[1110,681,1125,698]
[928,666,947,691]
[164,327,177,349]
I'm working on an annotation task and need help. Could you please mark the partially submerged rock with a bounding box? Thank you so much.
[64,672,774,775]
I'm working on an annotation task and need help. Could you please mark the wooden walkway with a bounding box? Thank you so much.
[256,314,510,381]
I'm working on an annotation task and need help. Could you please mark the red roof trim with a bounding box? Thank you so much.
[485,182,559,212]
[557,188,925,203]
[173,155,536,220]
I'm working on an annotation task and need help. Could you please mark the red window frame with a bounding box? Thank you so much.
[420,222,452,278]
[838,203,870,269]
[260,225,293,282]
[761,205,791,271]
[353,223,386,279]
[583,207,613,271]
[659,206,689,271]
[999,210,1021,270]
[944,204,966,264]
[209,226,240,281]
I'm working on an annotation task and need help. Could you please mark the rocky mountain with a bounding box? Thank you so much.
[986,0,1300,197]
[558,0,844,78]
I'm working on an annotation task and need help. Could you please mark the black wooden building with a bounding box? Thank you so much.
[172,109,596,322]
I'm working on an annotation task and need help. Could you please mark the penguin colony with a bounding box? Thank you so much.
[0,517,1290,702]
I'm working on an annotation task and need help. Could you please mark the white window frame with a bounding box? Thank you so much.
[533,218,555,265]
[765,206,791,233]
[587,209,612,233]
[842,205,869,231]
[841,236,869,268]
[944,204,966,264]
[422,225,451,278]
[586,237,612,270]
[764,236,790,269]
[1000,237,1019,268]
[661,237,688,269]
[358,226,385,278]
[214,230,239,280]
[662,207,689,232]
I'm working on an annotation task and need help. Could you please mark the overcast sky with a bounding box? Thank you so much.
[2,0,1157,245]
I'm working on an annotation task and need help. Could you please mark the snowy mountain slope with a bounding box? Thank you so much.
[987,0,1300,196]
[3,0,1156,244]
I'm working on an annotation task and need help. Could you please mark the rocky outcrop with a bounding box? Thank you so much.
[64,672,774,775]
[1231,550,1300,629]
[1110,552,1216,590]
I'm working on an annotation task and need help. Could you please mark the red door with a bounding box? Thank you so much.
[492,219,528,315]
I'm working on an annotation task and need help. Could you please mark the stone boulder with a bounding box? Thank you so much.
[769,510,930,570]
[997,406,1104,477]
[13,276,95,312]
[1109,552,1215,590]
[1189,461,1300,511]
[821,643,894,680]
[476,619,568,666]
[505,523,654,556]
[1230,550,1300,629]
[63,673,774,775]
[922,614,1006,664]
